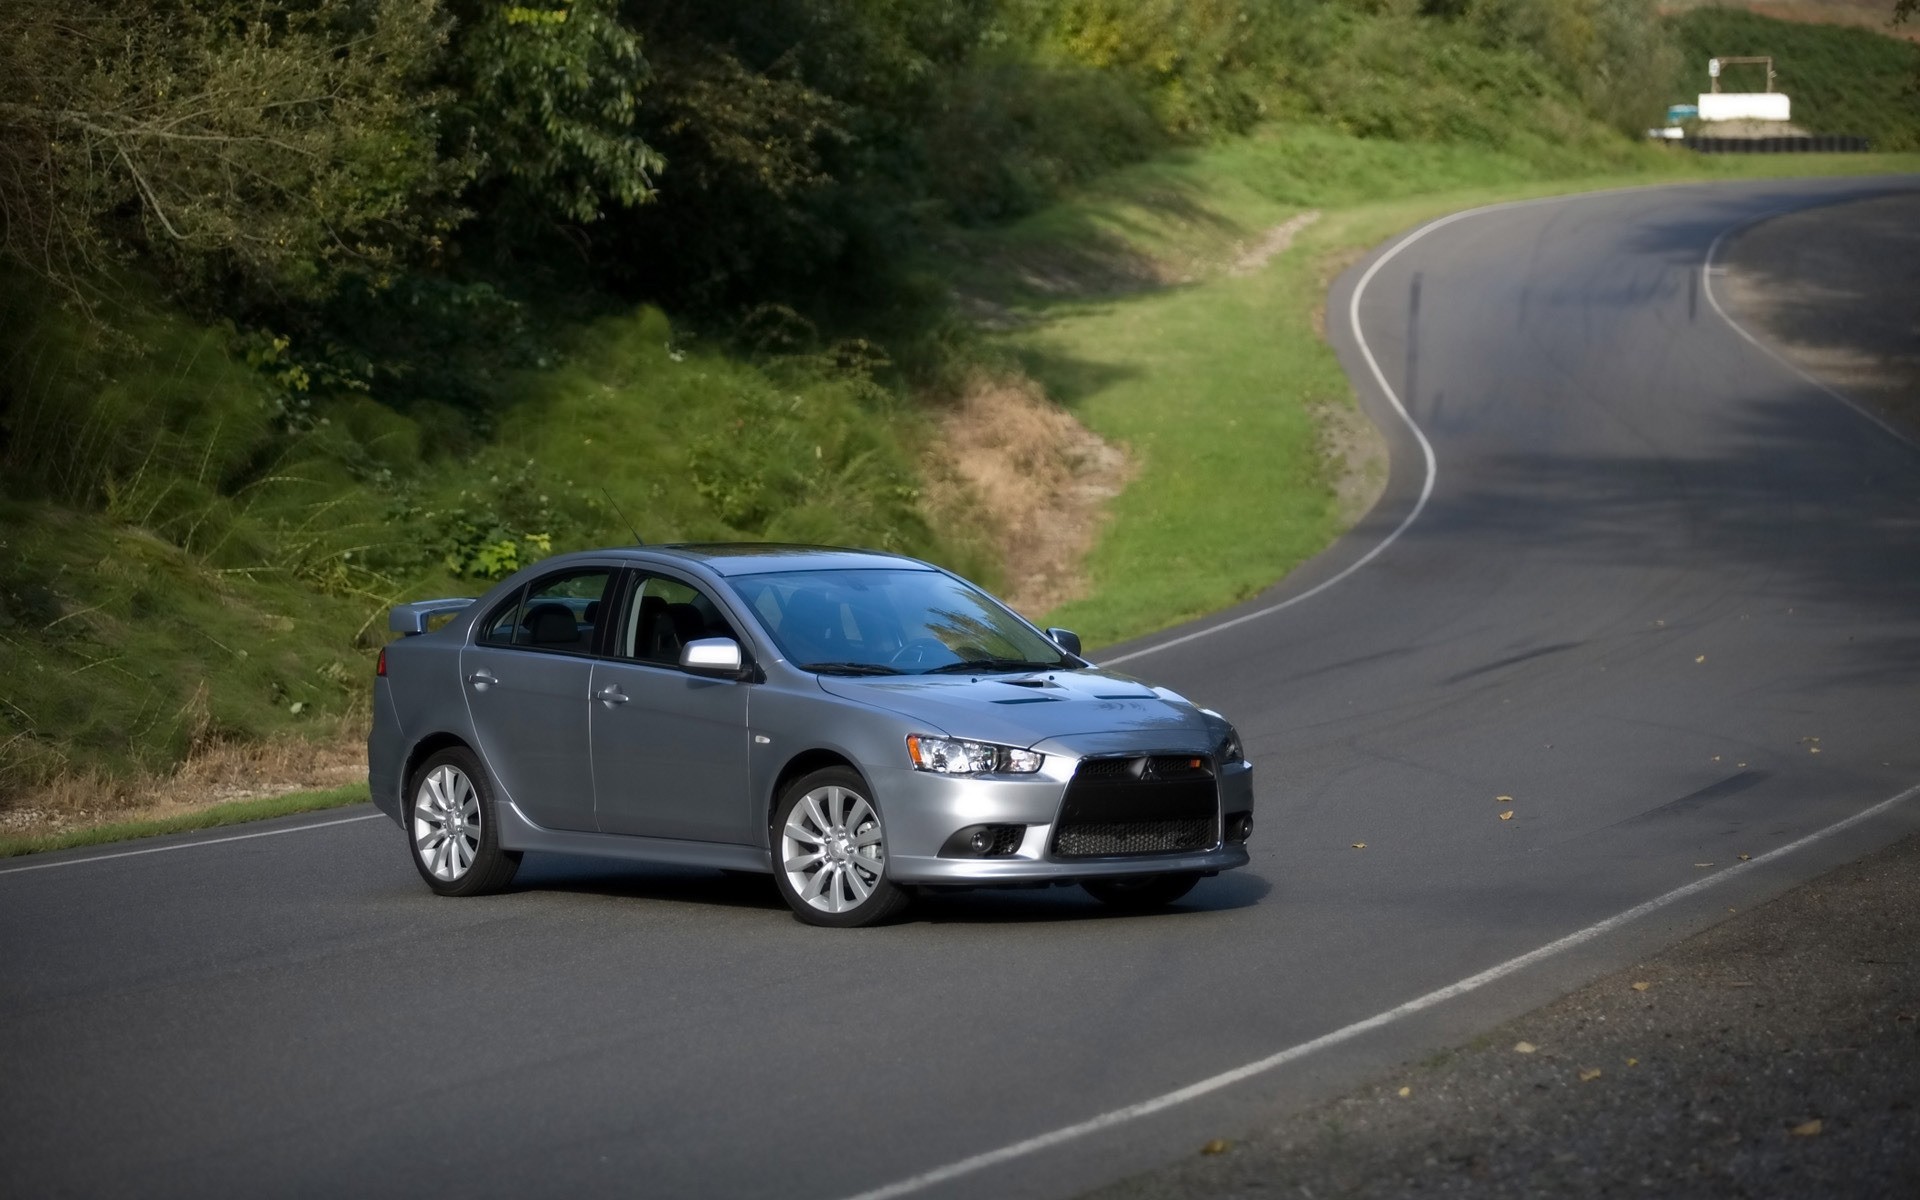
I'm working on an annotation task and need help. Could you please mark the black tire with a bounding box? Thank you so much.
[770,766,911,928]
[405,746,521,897]
[1082,872,1201,911]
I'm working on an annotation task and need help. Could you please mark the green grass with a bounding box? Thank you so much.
[0,783,368,858]
[958,125,1920,647]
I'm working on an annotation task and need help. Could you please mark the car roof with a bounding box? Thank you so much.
[573,543,939,578]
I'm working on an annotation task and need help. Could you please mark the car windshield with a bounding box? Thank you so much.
[727,568,1072,675]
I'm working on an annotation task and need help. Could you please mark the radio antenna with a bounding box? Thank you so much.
[600,486,645,545]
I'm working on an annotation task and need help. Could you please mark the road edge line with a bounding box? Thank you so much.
[839,780,1920,1200]
[0,811,384,877]
[1100,201,1456,667]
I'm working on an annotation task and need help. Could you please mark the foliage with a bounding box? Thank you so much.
[446,0,663,228]
[0,0,469,310]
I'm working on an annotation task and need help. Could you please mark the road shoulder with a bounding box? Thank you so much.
[1719,189,1920,441]
[1086,829,1920,1198]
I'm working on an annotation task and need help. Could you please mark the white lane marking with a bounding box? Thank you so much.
[1100,203,1453,667]
[0,812,383,877]
[1701,200,1920,454]
[843,780,1920,1200]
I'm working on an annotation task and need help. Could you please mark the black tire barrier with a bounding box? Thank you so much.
[1684,135,1872,154]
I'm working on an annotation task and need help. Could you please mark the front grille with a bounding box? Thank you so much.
[1052,754,1219,858]
[1071,754,1214,783]
[1055,817,1215,857]
[986,824,1025,855]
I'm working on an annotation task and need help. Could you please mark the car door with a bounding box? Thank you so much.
[589,570,754,844]
[459,567,614,833]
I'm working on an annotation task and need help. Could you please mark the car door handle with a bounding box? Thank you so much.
[467,669,496,690]
[597,685,628,706]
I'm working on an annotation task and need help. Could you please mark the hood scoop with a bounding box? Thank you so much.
[991,675,1063,703]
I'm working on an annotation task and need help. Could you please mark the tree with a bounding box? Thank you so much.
[0,0,470,312]
[444,0,663,230]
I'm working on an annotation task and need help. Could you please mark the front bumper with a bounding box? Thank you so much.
[875,748,1255,886]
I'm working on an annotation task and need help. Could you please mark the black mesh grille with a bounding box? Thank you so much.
[1054,817,1215,858]
[1071,755,1214,783]
[1052,754,1219,859]
[988,824,1024,855]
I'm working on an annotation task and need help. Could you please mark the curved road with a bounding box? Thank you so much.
[4,177,1919,1200]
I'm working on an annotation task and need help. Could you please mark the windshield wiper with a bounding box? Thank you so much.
[801,661,904,676]
[924,658,1063,675]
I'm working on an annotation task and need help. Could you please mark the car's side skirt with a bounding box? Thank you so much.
[496,800,774,873]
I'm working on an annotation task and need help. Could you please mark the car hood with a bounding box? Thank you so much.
[816,667,1209,748]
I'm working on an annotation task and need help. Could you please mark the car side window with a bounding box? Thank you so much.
[483,570,613,655]
[621,574,739,666]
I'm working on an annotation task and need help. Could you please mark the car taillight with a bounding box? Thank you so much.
[376,647,387,677]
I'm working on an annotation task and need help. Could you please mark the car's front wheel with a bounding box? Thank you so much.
[406,747,521,897]
[772,767,910,927]
[1082,872,1201,911]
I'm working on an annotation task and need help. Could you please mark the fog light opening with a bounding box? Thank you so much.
[938,823,1028,858]
[1225,811,1254,844]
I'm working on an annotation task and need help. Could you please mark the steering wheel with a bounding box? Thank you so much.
[888,638,954,668]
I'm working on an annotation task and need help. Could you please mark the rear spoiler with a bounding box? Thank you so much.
[388,597,477,636]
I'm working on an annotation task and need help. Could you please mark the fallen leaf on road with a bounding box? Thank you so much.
[1514,1041,1537,1054]
[1739,854,1751,862]
[1496,795,1513,803]
[1809,747,1821,755]
[1790,1120,1822,1137]
[1352,842,1367,849]
[1200,1138,1231,1155]
[1499,811,1514,821]
[1695,862,1714,867]
[1579,1068,1603,1082]
[1398,1086,1412,1098]
[1695,655,1706,664]
[1626,1058,1639,1067]
[1631,981,1651,992]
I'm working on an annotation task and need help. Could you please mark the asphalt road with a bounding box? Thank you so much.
[4,177,1919,1200]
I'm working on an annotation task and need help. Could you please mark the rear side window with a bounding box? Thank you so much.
[477,571,614,654]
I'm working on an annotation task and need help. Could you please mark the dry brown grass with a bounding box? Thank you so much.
[0,717,366,843]
[1230,211,1321,278]
[922,375,1134,620]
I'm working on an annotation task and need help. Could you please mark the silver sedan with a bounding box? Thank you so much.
[369,544,1254,926]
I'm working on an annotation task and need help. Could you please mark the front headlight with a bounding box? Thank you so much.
[906,734,1044,775]
[1215,725,1244,763]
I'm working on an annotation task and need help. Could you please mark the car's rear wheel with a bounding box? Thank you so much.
[406,747,521,897]
[1082,872,1200,911]
[772,767,910,928]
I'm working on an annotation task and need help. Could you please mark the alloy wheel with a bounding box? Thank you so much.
[413,763,481,882]
[779,784,886,915]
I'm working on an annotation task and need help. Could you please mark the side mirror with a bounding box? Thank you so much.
[1045,627,1082,657]
[680,637,746,679]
